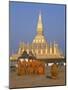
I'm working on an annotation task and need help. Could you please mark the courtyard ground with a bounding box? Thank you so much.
[9,66,66,89]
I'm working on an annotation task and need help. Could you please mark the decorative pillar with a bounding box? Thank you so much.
[45,48,47,55]
[18,42,23,55]
[50,42,52,55]
[41,49,43,55]
[36,49,38,54]
[45,44,48,55]
[27,49,29,54]
[54,41,57,55]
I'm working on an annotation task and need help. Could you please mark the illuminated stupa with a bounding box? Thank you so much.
[10,12,64,60]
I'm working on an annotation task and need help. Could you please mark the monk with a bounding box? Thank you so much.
[51,63,58,79]
[17,59,26,75]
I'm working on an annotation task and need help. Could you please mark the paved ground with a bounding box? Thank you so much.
[9,66,66,89]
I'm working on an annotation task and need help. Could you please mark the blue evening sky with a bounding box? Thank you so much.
[9,1,66,56]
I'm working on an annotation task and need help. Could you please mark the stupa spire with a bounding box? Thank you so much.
[37,11,43,35]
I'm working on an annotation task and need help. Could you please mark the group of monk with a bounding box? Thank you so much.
[16,58,45,76]
[16,58,58,79]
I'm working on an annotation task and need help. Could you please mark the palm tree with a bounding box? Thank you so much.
[21,51,29,59]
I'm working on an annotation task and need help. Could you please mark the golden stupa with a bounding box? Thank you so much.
[10,12,64,60]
